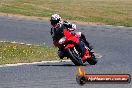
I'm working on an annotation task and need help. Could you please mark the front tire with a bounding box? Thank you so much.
[67,48,84,66]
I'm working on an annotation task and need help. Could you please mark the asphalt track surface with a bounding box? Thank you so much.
[0,16,132,88]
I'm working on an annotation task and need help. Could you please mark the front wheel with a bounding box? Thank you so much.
[66,48,84,66]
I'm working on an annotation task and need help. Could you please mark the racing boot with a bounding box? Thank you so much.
[81,33,93,50]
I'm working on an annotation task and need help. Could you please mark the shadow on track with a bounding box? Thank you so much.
[36,63,89,67]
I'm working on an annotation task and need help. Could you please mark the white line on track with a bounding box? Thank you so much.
[0,53,102,68]
[0,60,71,68]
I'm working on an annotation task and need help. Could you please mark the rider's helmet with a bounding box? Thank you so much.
[50,14,61,28]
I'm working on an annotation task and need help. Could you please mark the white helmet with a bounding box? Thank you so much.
[50,14,61,27]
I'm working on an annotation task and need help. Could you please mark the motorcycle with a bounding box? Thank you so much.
[53,27,97,66]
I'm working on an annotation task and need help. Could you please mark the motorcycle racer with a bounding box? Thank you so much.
[50,14,92,62]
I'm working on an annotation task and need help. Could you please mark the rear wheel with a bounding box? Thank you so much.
[67,48,84,66]
[82,40,97,65]
[87,53,97,65]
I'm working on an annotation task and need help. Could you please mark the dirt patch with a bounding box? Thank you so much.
[71,20,105,25]
[0,13,49,20]
[0,13,105,25]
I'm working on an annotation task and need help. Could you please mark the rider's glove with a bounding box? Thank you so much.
[72,24,76,30]
[68,24,76,31]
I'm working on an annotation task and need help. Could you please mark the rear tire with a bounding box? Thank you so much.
[87,53,97,65]
[67,48,84,66]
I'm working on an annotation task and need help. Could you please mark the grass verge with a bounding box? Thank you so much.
[0,0,132,27]
[0,42,59,65]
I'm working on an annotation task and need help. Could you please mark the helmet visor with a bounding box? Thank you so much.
[50,20,58,26]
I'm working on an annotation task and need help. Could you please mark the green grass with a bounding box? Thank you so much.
[0,0,132,27]
[0,42,59,65]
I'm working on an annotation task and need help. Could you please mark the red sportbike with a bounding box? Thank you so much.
[53,27,97,66]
